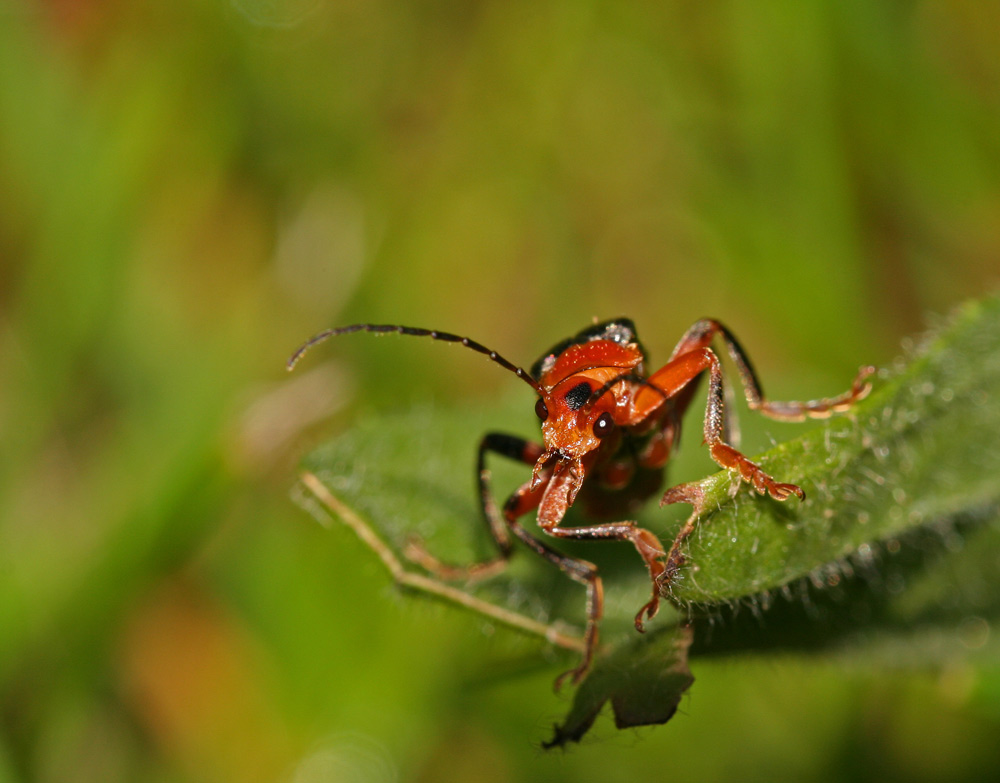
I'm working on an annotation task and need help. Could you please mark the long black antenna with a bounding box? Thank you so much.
[287,324,544,394]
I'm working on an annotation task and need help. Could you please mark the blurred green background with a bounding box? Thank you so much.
[2,0,999,780]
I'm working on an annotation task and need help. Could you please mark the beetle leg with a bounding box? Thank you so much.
[404,434,603,688]
[655,481,708,591]
[539,518,668,634]
[636,348,804,501]
[405,432,543,580]
[490,469,607,690]
[667,318,875,422]
[507,519,604,690]
[532,461,669,684]
[642,348,815,592]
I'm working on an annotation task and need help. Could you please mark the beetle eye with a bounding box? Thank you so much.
[534,398,549,421]
[593,412,615,438]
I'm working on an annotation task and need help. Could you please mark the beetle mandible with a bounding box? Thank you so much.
[288,319,874,687]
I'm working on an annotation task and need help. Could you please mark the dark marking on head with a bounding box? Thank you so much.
[564,381,592,411]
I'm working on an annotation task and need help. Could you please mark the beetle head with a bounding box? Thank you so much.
[530,375,621,489]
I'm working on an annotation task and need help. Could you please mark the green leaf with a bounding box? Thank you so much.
[669,294,1000,605]
[541,624,694,749]
[293,293,1000,746]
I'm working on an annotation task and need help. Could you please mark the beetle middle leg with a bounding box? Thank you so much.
[537,518,668,633]
[406,432,606,686]
[405,432,543,580]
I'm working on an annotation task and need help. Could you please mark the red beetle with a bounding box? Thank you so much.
[289,319,873,686]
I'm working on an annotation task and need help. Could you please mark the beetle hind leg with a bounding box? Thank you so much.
[666,318,875,423]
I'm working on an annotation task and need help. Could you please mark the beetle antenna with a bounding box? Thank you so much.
[287,324,544,394]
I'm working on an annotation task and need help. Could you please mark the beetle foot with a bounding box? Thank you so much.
[633,594,660,632]
[403,534,508,581]
[764,480,805,501]
[553,660,590,692]
[655,549,687,596]
[745,464,805,500]
[709,443,806,502]
[735,456,805,501]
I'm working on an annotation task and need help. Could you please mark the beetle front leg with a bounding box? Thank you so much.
[533,461,672,682]
[637,348,804,501]
[642,348,813,593]
[500,474,606,689]
[508,519,604,690]
[701,356,804,499]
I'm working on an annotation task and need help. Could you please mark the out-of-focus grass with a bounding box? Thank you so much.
[1,1,999,780]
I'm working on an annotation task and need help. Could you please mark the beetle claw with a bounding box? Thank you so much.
[633,595,660,632]
[769,481,805,501]
[553,661,589,692]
